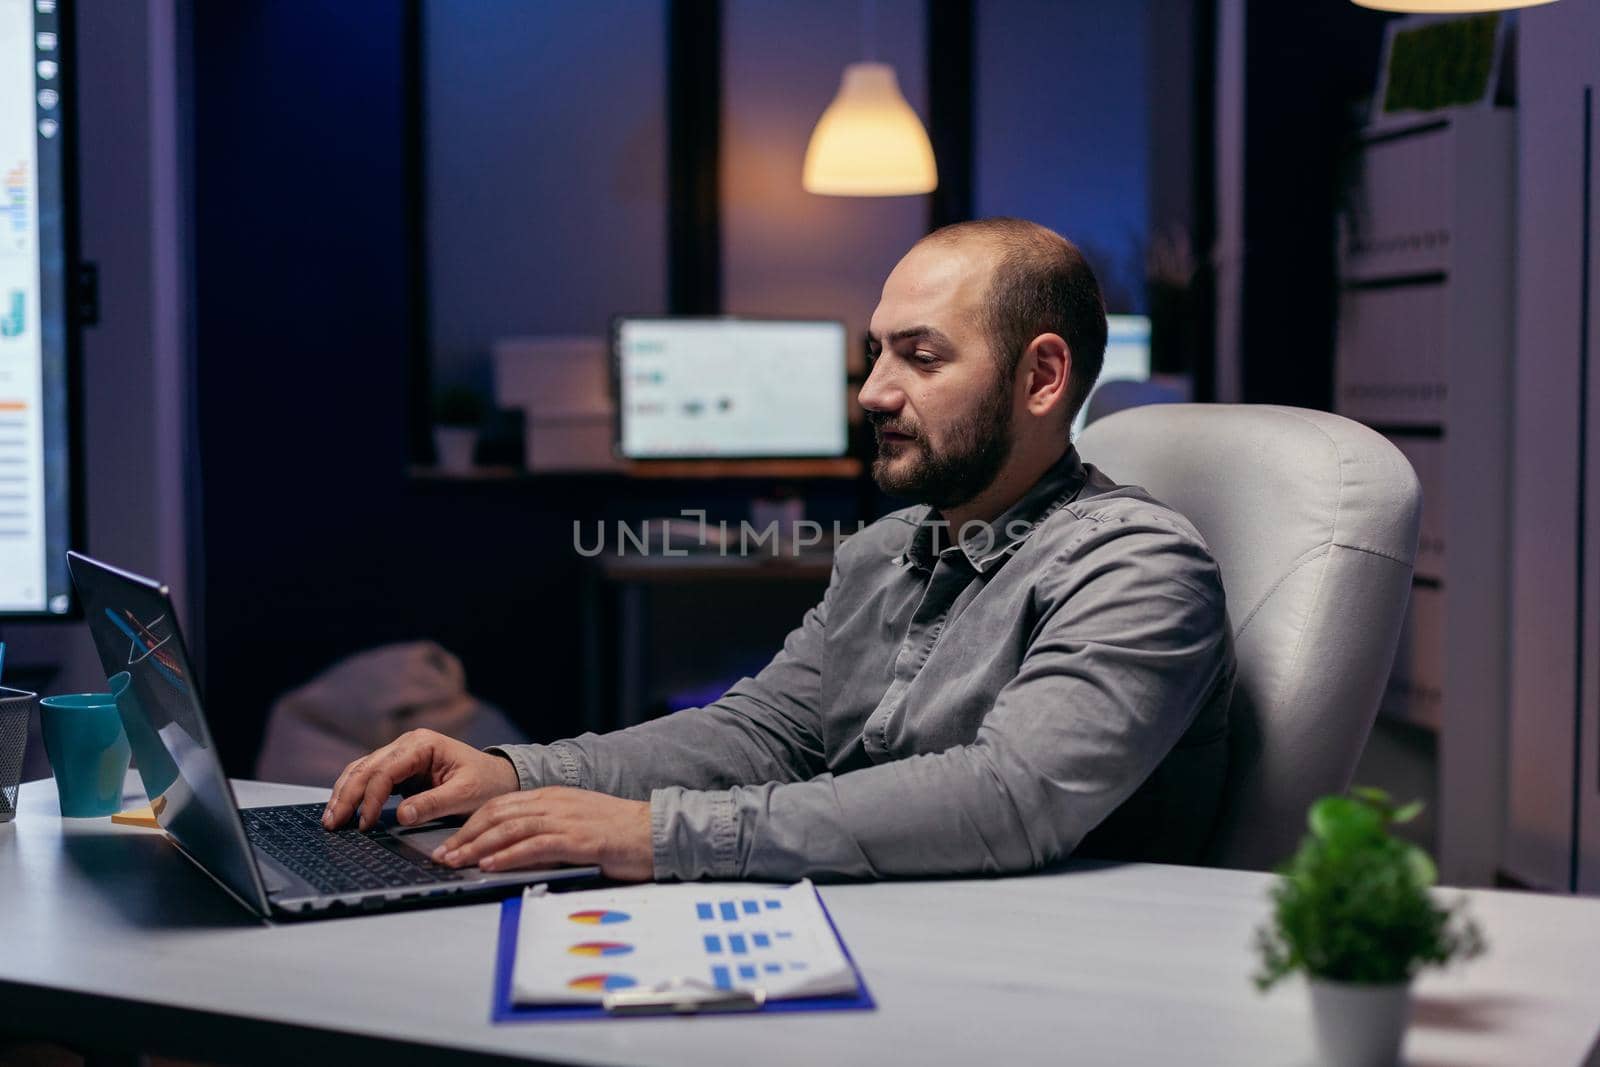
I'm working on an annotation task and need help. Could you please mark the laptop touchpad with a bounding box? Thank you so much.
[376,799,468,857]
[390,824,456,855]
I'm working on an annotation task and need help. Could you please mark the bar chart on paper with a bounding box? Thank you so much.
[510,881,860,1005]
[695,893,819,991]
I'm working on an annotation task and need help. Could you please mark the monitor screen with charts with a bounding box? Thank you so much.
[0,0,75,616]
[614,317,848,460]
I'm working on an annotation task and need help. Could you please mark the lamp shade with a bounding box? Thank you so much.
[1351,0,1556,10]
[802,62,937,196]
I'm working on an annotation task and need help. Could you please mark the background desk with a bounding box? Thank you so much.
[584,553,833,731]
[3,777,1600,1066]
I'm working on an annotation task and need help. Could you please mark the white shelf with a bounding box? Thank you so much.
[1335,110,1515,885]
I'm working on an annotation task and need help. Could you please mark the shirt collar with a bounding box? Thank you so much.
[893,446,1088,575]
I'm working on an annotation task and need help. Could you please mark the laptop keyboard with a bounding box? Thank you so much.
[241,802,467,896]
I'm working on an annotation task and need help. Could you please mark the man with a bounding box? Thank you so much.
[323,218,1234,882]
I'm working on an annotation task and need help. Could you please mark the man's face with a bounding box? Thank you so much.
[862,241,1015,509]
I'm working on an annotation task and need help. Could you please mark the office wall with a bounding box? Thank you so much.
[1504,0,1600,893]
[425,0,668,391]
[975,0,1151,313]
[721,0,928,364]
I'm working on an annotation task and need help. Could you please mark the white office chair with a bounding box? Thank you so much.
[1075,404,1422,870]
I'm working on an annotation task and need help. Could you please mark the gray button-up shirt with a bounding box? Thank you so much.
[493,447,1234,881]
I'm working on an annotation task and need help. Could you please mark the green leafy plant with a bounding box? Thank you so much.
[1254,787,1485,990]
[432,385,485,428]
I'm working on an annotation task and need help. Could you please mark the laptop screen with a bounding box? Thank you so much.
[68,552,270,915]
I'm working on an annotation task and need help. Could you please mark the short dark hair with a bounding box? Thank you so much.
[919,218,1108,428]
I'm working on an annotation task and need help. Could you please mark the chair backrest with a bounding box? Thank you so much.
[1075,404,1421,869]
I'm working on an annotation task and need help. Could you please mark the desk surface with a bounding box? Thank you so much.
[2,776,1599,1067]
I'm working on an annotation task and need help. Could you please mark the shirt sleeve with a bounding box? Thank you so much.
[650,514,1233,881]
[486,564,835,802]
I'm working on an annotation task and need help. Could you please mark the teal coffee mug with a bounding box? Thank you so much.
[39,691,132,818]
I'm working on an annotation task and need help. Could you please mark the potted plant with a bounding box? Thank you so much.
[432,386,485,472]
[1254,787,1485,1067]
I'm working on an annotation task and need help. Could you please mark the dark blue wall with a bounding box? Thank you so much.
[425,0,668,391]
[976,0,1151,313]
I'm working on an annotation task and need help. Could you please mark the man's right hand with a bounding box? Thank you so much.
[321,728,521,831]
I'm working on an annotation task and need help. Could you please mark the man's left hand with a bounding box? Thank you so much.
[431,787,654,882]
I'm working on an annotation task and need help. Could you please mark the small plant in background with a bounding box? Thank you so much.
[430,385,486,471]
[1255,787,1485,991]
[432,385,485,429]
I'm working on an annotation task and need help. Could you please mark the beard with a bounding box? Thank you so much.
[868,372,1015,510]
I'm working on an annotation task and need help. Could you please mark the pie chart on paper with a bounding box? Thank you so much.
[568,909,631,925]
[567,973,638,993]
[568,941,634,957]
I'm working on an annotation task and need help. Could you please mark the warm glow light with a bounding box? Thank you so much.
[802,62,937,197]
[1351,0,1557,11]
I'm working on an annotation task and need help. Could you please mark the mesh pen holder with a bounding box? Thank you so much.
[0,686,36,823]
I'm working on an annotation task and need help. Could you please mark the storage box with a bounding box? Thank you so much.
[492,336,622,471]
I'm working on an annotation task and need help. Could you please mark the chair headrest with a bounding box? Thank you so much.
[1077,404,1421,637]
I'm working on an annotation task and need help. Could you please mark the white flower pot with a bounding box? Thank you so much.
[1307,977,1412,1067]
[433,426,477,472]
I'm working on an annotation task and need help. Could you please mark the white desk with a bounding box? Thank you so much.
[2,776,1599,1066]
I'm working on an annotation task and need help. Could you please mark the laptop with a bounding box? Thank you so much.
[66,551,599,920]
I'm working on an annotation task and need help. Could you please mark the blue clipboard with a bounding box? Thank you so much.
[490,887,876,1022]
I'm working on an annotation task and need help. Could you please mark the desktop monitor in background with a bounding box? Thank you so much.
[1072,314,1152,440]
[614,317,848,460]
[0,0,77,617]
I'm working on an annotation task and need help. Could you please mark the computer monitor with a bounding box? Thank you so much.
[0,0,77,616]
[613,316,848,460]
[1072,314,1152,440]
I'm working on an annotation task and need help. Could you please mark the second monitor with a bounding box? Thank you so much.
[614,317,848,460]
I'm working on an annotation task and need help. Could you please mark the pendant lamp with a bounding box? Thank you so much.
[1351,0,1557,11]
[802,1,937,202]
